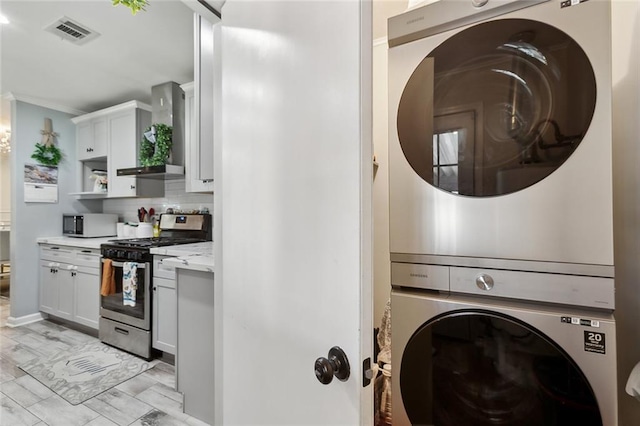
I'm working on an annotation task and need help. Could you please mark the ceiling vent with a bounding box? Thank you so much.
[44,16,100,45]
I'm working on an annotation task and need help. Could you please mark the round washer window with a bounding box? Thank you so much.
[400,311,602,425]
[397,19,596,196]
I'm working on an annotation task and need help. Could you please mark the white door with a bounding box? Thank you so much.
[217,1,373,424]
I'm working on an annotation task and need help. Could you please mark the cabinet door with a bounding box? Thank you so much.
[92,117,108,158]
[57,265,75,321]
[184,84,213,193]
[39,261,59,314]
[76,122,93,161]
[74,266,100,329]
[108,110,138,197]
[152,276,177,354]
[194,15,216,182]
[76,117,108,161]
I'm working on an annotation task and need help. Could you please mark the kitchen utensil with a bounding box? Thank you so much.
[149,208,155,219]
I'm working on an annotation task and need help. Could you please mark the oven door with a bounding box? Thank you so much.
[100,259,151,330]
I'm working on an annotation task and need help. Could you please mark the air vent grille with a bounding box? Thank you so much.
[44,16,100,45]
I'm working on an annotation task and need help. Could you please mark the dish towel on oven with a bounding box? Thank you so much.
[122,262,138,307]
[100,259,116,296]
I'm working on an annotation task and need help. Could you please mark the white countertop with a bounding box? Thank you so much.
[36,236,121,249]
[161,242,214,273]
[150,241,212,256]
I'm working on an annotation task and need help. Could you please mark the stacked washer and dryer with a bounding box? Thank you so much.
[388,0,617,424]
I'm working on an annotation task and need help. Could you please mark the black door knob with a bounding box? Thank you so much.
[314,346,350,385]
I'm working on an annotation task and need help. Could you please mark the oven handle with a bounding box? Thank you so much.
[102,259,147,269]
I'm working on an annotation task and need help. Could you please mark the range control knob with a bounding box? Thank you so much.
[476,274,494,291]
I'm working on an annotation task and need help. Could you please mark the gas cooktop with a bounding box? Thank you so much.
[106,237,206,248]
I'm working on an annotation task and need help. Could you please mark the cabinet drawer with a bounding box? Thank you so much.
[154,256,176,280]
[75,249,101,268]
[40,246,74,263]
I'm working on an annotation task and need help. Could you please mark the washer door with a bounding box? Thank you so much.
[400,311,602,425]
[397,19,596,196]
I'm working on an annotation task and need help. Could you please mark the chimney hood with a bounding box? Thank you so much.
[117,81,186,179]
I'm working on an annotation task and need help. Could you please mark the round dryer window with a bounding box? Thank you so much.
[400,311,603,425]
[397,19,596,196]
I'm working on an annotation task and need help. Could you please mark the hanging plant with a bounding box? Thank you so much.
[31,118,63,166]
[31,143,63,166]
[112,0,148,15]
[140,123,172,167]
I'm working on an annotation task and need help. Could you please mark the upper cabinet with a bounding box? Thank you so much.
[183,13,220,193]
[76,117,107,161]
[182,82,213,193]
[71,101,164,199]
[194,14,219,184]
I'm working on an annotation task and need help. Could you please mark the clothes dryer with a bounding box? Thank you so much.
[388,0,613,273]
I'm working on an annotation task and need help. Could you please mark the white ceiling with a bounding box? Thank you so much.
[0,0,411,132]
[0,0,196,129]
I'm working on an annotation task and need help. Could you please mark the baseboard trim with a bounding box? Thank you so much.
[6,312,47,328]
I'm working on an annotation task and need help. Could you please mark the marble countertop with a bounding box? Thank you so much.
[161,242,214,273]
[36,236,121,249]
[150,241,212,256]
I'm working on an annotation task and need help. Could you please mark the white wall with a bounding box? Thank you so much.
[612,1,640,424]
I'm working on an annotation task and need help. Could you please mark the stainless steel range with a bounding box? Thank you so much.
[99,213,211,359]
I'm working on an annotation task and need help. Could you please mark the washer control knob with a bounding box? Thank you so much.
[476,274,494,291]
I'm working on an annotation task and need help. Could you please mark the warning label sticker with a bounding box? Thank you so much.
[584,331,606,354]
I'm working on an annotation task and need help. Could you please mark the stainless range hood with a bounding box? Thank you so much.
[117,81,186,179]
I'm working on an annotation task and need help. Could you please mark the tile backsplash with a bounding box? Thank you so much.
[102,179,213,223]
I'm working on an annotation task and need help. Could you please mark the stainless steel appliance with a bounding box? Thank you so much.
[99,213,211,359]
[63,213,118,238]
[392,275,617,425]
[388,0,614,271]
[388,1,618,424]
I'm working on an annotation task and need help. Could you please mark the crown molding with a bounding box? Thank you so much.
[2,92,87,116]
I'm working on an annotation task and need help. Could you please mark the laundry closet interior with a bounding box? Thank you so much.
[373,0,640,425]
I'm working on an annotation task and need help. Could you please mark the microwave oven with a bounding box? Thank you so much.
[63,214,118,238]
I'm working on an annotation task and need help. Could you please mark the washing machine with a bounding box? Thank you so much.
[391,276,618,425]
[388,0,614,272]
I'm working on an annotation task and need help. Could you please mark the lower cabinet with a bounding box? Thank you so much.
[152,256,177,354]
[39,245,101,329]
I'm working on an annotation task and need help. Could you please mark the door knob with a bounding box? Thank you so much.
[314,346,350,385]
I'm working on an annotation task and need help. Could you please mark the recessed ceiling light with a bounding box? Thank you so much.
[0,15,9,25]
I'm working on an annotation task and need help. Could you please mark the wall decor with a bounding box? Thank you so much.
[140,123,173,166]
[24,163,58,203]
[31,118,62,166]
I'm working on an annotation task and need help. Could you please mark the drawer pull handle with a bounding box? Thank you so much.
[115,327,129,335]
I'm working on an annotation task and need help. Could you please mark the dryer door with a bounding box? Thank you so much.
[400,311,602,425]
[397,18,596,196]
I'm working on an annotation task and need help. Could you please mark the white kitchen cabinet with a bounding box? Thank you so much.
[181,82,213,193]
[191,14,220,186]
[152,256,177,354]
[71,101,164,199]
[176,268,215,424]
[39,245,101,329]
[107,104,164,198]
[75,116,107,161]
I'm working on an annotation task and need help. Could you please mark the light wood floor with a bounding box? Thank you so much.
[0,297,209,426]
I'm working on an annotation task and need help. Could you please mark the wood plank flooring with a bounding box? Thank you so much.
[0,296,209,426]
